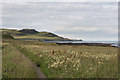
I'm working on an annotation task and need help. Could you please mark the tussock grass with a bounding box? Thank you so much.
[2,40,118,78]
[16,42,118,78]
[16,45,52,77]
[2,44,37,78]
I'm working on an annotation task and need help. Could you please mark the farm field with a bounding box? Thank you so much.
[2,39,118,78]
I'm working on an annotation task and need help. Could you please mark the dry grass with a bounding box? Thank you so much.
[2,44,37,78]
[2,40,118,78]
[19,44,118,78]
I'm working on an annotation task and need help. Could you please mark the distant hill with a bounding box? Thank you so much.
[19,29,39,34]
[1,29,82,41]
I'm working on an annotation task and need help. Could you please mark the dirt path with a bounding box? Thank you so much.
[30,59,46,78]
[14,45,46,78]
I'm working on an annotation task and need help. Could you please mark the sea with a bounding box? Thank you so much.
[44,41,119,47]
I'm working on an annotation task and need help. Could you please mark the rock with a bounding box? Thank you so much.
[19,29,39,34]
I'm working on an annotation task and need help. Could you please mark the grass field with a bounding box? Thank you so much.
[2,40,118,78]
[2,43,37,78]
[14,35,59,39]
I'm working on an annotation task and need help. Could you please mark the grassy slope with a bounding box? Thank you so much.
[5,40,118,78]
[2,33,14,39]
[1,29,70,41]
[2,43,38,78]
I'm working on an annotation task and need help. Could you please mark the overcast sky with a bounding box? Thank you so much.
[2,2,118,41]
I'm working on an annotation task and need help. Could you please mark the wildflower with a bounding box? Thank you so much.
[39,55,42,57]
[52,50,55,55]
[90,67,93,70]
[45,61,48,63]
[106,58,108,60]
[114,54,117,57]
[77,60,80,63]
[86,52,88,54]
[34,53,36,54]
[48,66,50,68]
[98,61,101,64]
[73,64,76,67]
[60,61,64,64]
[51,65,54,67]
[76,68,79,70]
[65,57,67,61]
[65,65,67,68]
[70,54,72,58]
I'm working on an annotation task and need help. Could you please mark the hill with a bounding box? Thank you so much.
[19,29,39,34]
[2,33,14,39]
[1,29,82,41]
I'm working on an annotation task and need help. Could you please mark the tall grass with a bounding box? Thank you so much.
[2,40,118,78]
[15,45,52,77]
[16,43,118,78]
[0,44,2,79]
[2,44,37,78]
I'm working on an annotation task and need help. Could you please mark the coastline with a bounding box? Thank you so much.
[56,43,112,47]
[44,41,118,47]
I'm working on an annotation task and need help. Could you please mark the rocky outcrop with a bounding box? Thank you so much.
[19,29,39,34]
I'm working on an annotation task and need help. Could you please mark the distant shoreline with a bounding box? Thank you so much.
[56,43,112,47]
[44,41,118,47]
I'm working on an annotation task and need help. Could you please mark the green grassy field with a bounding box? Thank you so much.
[2,39,118,78]
[14,35,60,39]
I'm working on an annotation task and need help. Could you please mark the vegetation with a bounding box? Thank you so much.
[2,33,14,39]
[0,44,2,79]
[0,29,74,41]
[2,43,37,78]
[1,28,118,78]
[2,40,118,78]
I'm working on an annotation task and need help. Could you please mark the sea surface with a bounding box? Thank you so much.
[44,41,119,47]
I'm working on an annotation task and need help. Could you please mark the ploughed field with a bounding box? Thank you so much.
[2,40,118,78]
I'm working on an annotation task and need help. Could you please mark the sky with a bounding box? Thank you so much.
[1,0,119,2]
[2,2,118,41]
